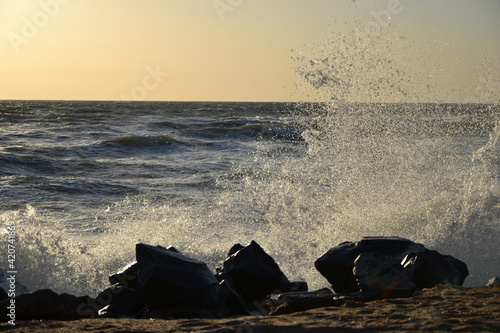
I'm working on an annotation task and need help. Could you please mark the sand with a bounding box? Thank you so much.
[1,284,498,332]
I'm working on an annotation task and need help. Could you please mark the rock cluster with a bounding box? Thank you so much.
[0,237,474,322]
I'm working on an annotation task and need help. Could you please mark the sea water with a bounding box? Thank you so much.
[1,100,498,297]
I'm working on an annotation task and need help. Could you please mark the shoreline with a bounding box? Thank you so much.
[2,284,498,332]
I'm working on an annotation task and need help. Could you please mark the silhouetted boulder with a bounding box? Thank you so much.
[97,285,146,318]
[315,237,426,293]
[315,237,468,298]
[0,289,98,321]
[216,241,299,307]
[136,243,220,318]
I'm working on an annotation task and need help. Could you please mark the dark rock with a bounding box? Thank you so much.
[316,237,469,299]
[266,289,340,315]
[109,247,183,291]
[96,286,146,318]
[486,277,500,286]
[136,243,220,318]
[218,279,250,316]
[227,243,245,257]
[443,255,469,285]
[288,281,309,292]
[403,250,463,288]
[0,289,98,321]
[109,261,139,290]
[354,252,417,300]
[216,241,298,305]
[315,237,426,293]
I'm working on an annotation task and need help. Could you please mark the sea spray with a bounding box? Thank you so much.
[225,102,499,289]
[1,103,498,297]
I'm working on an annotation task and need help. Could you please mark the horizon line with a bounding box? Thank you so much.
[1,98,498,105]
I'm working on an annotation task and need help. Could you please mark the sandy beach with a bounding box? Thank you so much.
[2,284,498,332]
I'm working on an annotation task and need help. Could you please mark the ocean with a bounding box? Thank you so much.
[1,100,499,297]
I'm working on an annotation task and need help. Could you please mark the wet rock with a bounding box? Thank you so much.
[0,289,98,321]
[354,252,417,299]
[216,241,299,306]
[443,255,469,285]
[316,237,469,299]
[402,250,464,288]
[486,277,500,286]
[315,237,426,293]
[109,261,139,290]
[266,288,339,315]
[96,286,146,318]
[136,243,220,318]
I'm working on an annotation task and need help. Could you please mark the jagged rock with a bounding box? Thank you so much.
[109,262,139,290]
[354,252,417,299]
[0,289,98,321]
[216,241,300,307]
[316,237,469,298]
[315,237,426,293]
[403,250,464,288]
[108,247,182,291]
[96,286,146,318]
[136,243,220,318]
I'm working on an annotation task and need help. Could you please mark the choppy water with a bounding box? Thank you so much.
[1,100,499,296]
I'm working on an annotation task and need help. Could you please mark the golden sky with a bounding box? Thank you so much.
[0,0,499,102]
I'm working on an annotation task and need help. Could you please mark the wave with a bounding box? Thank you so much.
[96,134,186,156]
[100,134,174,147]
[178,120,304,142]
[0,152,66,176]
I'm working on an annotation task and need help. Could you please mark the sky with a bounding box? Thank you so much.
[0,0,499,102]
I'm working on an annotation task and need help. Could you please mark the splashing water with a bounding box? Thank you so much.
[2,105,498,296]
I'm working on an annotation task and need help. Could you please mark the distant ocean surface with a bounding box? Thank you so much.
[1,100,499,296]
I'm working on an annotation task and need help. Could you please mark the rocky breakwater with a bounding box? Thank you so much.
[1,237,475,322]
